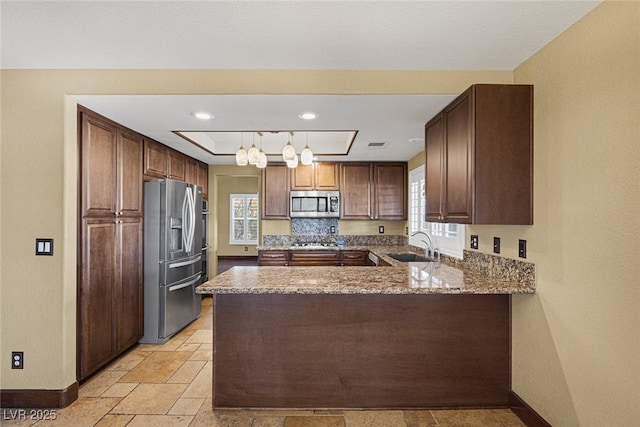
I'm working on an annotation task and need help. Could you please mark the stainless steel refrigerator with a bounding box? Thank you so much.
[141,179,203,344]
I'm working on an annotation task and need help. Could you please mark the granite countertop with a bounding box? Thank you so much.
[196,245,536,295]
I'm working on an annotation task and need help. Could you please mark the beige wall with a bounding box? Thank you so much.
[468,3,640,425]
[2,69,508,390]
[407,150,425,171]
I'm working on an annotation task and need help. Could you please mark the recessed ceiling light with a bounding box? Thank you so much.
[298,112,318,120]
[192,112,214,120]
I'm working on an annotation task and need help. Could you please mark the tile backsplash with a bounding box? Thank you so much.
[291,218,339,235]
[262,234,407,247]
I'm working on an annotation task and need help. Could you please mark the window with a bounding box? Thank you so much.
[408,166,465,259]
[409,166,428,238]
[230,194,259,245]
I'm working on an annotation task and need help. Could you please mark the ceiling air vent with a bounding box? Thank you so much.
[367,142,387,148]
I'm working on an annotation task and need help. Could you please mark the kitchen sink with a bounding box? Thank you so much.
[388,253,432,262]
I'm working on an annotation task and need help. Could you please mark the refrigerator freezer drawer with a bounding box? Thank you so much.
[159,274,201,339]
[161,253,202,286]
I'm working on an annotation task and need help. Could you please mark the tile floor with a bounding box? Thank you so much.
[1,297,526,427]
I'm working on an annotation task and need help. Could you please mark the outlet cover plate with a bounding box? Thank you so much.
[493,237,501,254]
[12,352,23,369]
[519,239,527,258]
[470,235,479,250]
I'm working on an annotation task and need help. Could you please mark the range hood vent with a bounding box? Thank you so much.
[367,142,387,148]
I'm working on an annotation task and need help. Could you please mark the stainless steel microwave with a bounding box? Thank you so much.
[290,191,340,218]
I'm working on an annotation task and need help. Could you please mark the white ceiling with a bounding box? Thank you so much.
[2,1,600,164]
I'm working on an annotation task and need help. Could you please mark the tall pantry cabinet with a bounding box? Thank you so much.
[78,108,143,380]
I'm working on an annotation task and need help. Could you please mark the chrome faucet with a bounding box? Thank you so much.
[410,231,440,261]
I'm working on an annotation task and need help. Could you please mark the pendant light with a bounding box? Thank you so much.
[247,133,260,165]
[256,133,268,169]
[286,153,299,168]
[282,132,296,162]
[235,132,248,166]
[300,132,313,165]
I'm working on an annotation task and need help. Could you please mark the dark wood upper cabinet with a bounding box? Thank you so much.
[425,113,445,222]
[340,163,372,220]
[197,162,208,200]
[261,163,290,219]
[444,91,473,223]
[185,157,198,186]
[117,130,143,217]
[315,162,340,190]
[290,162,340,191]
[81,113,117,217]
[341,162,407,220]
[372,163,407,220]
[167,149,186,181]
[143,139,168,179]
[425,84,533,225]
[290,164,315,190]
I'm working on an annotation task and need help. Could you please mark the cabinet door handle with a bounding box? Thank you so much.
[263,253,285,258]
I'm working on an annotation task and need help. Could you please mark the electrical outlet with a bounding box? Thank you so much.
[470,235,479,250]
[378,226,385,234]
[519,239,527,258]
[493,237,501,254]
[330,226,336,234]
[12,352,23,369]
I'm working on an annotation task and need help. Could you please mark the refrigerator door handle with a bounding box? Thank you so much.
[168,254,202,269]
[168,274,202,292]
[183,186,195,253]
[188,187,195,252]
[181,188,189,251]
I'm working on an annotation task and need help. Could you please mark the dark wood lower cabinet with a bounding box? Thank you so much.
[79,219,117,377]
[212,294,511,409]
[340,250,367,266]
[78,217,142,380]
[257,251,289,266]
[115,218,143,351]
[257,250,369,267]
[288,250,340,266]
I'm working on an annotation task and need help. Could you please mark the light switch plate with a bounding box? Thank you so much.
[35,238,54,256]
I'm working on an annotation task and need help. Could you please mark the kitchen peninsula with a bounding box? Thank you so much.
[196,247,535,409]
